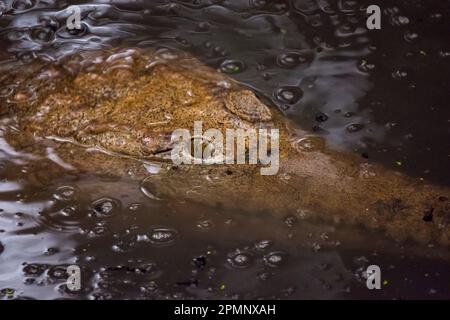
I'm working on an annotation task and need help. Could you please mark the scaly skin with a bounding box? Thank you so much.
[1,48,449,246]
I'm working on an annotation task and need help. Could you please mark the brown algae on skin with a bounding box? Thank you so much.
[1,47,449,247]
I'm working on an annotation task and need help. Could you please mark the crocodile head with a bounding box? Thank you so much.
[5,48,278,161]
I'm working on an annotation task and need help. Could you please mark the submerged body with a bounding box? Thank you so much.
[1,48,449,246]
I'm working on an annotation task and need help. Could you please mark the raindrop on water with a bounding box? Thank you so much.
[53,186,79,202]
[274,86,303,104]
[220,59,245,74]
[292,136,325,152]
[59,206,77,217]
[264,251,287,267]
[254,239,272,250]
[346,123,365,133]
[227,250,254,268]
[357,60,376,73]
[47,266,68,280]
[148,228,178,246]
[404,31,418,43]
[12,0,36,11]
[315,112,329,122]
[196,219,214,230]
[91,198,120,217]
[276,52,310,68]
[31,26,54,42]
[140,177,163,201]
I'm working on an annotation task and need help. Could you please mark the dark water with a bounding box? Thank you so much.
[0,0,449,299]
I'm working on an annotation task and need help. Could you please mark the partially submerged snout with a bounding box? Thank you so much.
[1,48,449,247]
[6,48,279,161]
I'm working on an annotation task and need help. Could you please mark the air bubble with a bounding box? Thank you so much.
[315,112,329,122]
[197,219,214,230]
[346,123,365,133]
[53,186,79,201]
[148,228,177,246]
[227,250,254,268]
[31,26,54,42]
[274,86,303,104]
[12,0,37,11]
[254,240,272,250]
[404,31,418,43]
[357,60,376,73]
[264,251,287,267]
[91,198,119,217]
[276,52,310,68]
[292,136,325,152]
[220,59,245,74]
[47,266,68,280]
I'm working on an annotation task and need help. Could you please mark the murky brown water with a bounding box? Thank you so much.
[0,0,449,299]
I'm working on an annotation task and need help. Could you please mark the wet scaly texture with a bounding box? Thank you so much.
[1,48,449,247]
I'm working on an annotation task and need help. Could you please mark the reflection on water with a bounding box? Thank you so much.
[0,0,449,299]
[0,127,449,299]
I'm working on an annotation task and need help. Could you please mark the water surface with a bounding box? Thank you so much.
[0,0,449,299]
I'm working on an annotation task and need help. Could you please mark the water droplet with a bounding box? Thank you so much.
[48,266,68,280]
[140,281,158,294]
[357,60,376,73]
[397,16,410,25]
[196,219,214,230]
[250,0,267,9]
[196,21,210,32]
[284,215,297,227]
[404,31,418,43]
[315,112,329,122]
[17,51,36,63]
[140,177,163,201]
[53,186,79,201]
[264,251,287,267]
[276,52,310,68]
[257,271,272,281]
[128,203,142,211]
[91,198,119,217]
[193,256,207,269]
[220,59,245,74]
[23,264,47,276]
[227,250,254,268]
[254,240,272,250]
[0,288,16,299]
[12,0,37,11]
[0,2,6,16]
[346,123,365,133]
[31,26,54,42]
[292,136,325,152]
[274,86,303,104]
[90,224,108,237]
[59,206,77,217]
[338,0,358,13]
[44,247,59,255]
[148,228,177,246]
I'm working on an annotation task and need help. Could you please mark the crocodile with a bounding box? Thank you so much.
[1,48,449,245]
